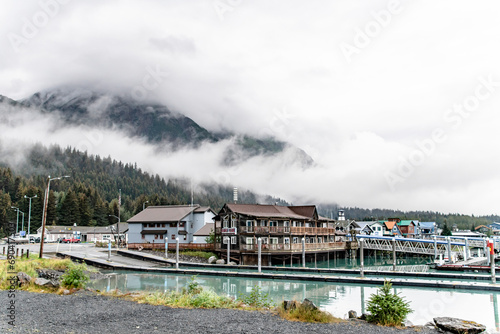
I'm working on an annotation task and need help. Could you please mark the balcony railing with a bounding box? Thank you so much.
[221,227,237,234]
[239,226,336,235]
[239,242,346,252]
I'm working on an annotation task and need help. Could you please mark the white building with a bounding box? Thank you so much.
[127,205,215,250]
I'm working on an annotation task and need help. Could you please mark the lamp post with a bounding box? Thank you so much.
[19,210,25,234]
[143,201,149,211]
[40,175,70,258]
[109,215,120,248]
[25,195,37,241]
[11,206,19,235]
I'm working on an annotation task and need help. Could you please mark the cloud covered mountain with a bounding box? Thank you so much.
[16,87,313,167]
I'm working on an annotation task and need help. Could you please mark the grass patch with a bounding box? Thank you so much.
[0,255,92,292]
[105,277,241,309]
[179,251,217,260]
[277,302,342,323]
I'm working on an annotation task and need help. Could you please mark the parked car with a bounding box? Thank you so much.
[61,238,81,243]
[29,237,41,243]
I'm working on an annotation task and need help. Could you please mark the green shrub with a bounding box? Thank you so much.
[187,276,202,294]
[61,264,90,289]
[180,251,217,260]
[238,285,274,308]
[366,280,412,326]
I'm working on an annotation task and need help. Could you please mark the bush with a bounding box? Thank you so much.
[238,285,274,308]
[61,264,90,289]
[366,280,412,326]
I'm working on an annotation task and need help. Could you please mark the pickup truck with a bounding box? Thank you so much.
[61,238,81,243]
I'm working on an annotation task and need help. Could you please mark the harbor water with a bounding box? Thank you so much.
[90,270,500,333]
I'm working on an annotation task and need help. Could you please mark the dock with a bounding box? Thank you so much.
[56,249,500,291]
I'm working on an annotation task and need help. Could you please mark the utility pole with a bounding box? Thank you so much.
[40,175,70,258]
[25,195,37,242]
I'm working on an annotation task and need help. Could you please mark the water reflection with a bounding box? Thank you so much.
[91,272,500,332]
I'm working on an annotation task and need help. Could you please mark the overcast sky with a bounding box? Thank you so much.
[1,0,499,215]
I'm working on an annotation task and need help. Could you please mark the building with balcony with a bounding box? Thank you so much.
[214,203,346,265]
[127,205,215,250]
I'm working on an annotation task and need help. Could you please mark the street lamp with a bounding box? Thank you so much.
[25,195,38,241]
[143,201,149,211]
[108,215,120,248]
[39,175,70,258]
[10,206,19,235]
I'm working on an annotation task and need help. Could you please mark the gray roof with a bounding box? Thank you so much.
[194,206,216,214]
[223,204,315,220]
[355,222,376,230]
[128,205,199,223]
[194,223,214,236]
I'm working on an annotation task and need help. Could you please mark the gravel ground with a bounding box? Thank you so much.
[1,290,443,334]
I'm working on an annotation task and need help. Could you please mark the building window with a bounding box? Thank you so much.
[246,238,254,245]
[141,234,145,240]
[155,235,159,239]
[223,236,230,244]
[231,236,237,244]
[261,237,268,244]
[260,220,266,226]
[284,237,290,244]
[180,222,185,227]
[293,237,298,244]
[171,234,176,239]
[271,237,278,244]
[160,235,164,239]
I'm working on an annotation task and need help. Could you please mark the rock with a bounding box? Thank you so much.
[403,319,414,327]
[17,272,31,286]
[358,313,369,321]
[34,278,60,288]
[301,298,318,311]
[434,317,486,334]
[348,310,357,319]
[282,300,298,311]
[208,256,217,264]
[36,268,64,280]
[424,321,436,329]
[215,259,225,265]
[228,261,237,266]
[63,289,70,295]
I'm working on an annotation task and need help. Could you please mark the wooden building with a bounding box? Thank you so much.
[214,203,346,265]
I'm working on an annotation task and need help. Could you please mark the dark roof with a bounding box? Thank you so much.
[288,206,317,219]
[194,223,214,236]
[141,229,168,235]
[128,205,199,223]
[223,204,315,220]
